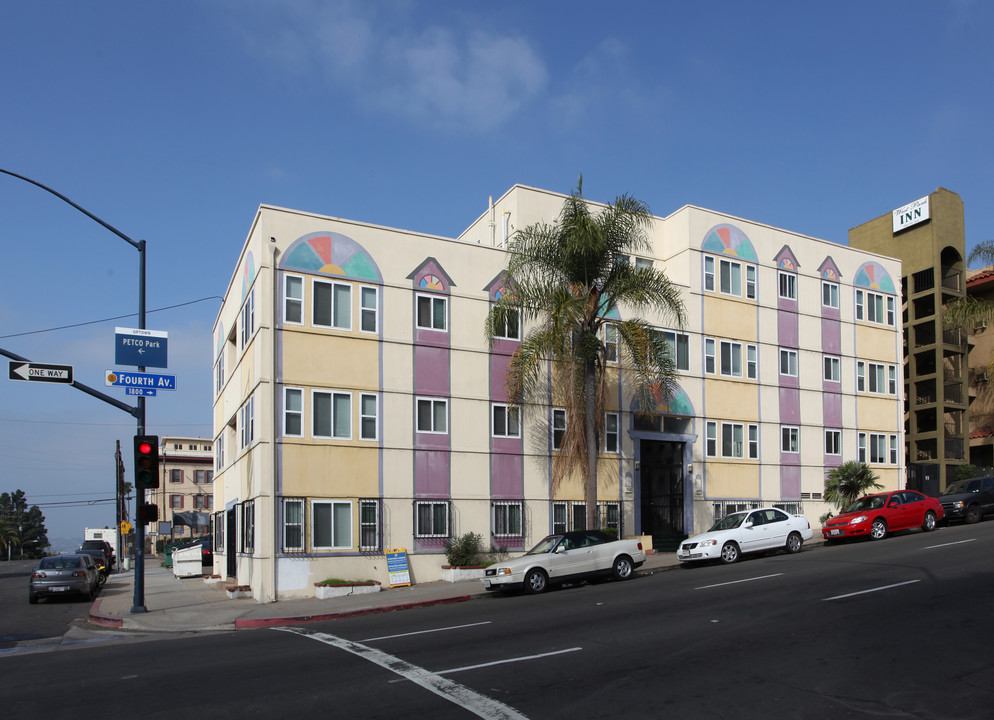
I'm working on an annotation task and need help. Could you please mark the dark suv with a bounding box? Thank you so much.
[78,540,116,570]
[939,476,994,524]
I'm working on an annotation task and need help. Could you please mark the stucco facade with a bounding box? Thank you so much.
[212,185,903,601]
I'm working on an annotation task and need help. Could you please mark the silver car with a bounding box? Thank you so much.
[29,554,99,603]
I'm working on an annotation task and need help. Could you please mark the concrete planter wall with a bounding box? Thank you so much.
[225,585,252,599]
[441,566,487,582]
[314,582,381,599]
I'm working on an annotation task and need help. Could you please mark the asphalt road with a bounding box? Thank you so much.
[0,558,100,649]
[1,521,992,719]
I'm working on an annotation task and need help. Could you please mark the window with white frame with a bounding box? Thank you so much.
[553,502,568,534]
[313,500,352,549]
[822,281,839,309]
[825,429,841,455]
[360,499,380,551]
[778,271,797,300]
[781,426,799,453]
[492,403,521,438]
[284,275,303,325]
[720,340,743,377]
[888,364,898,395]
[416,294,447,331]
[706,421,718,457]
[314,280,352,330]
[704,256,715,292]
[415,500,449,538]
[824,356,841,382]
[605,413,619,453]
[493,501,523,537]
[704,338,716,374]
[284,387,303,437]
[314,391,351,439]
[722,422,745,458]
[889,435,899,464]
[747,344,758,379]
[215,351,225,396]
[748,424,759,459]
[603,323,618,363]
[215,433,224,471]
[857,432,897,464]
[857,361,896,395]
[855,289,895,326]
[780,349,798,377]
[416,397,448,434]
[746,265,757,299]
[360,393,378,441]
[635,257,653,270]
[243,500,255,553]
[657,330,690,371]
[552,408,566,449]
[240,396,254,449]
[240,289,255,348]
[283,498,304,551]
[493,306,520,340]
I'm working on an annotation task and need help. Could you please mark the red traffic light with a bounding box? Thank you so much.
[138,441,153,455]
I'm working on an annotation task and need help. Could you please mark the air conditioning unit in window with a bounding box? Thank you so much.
[978,371,989,383]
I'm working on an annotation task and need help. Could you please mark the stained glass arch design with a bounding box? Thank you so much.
[281,232,382,282]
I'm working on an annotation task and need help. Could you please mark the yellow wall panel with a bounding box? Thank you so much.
[705,462,760,498]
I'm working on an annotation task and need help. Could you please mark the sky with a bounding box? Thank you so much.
[2,0,992,546]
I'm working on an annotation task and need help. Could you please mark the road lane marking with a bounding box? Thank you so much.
[436,647,582,676]
[361,621,492,643]
[694,573,783,590]
[278,627,528,720]
[822,579,920,601]
[924,539,976,550]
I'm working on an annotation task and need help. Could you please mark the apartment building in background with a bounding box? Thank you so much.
[150,436,214,543]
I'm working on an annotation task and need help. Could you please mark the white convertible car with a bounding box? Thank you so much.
[482,530,646,594]
[677,507,813,564]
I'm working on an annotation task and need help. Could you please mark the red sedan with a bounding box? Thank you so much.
[822,489,943,541]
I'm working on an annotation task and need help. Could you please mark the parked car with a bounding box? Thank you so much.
[76,548,110,583]
[29,554,99,603]
[939,476,994,524]
[822,489,943,542]
[78,539,115,570]
[482,530,646,594]
[678,507,814,565]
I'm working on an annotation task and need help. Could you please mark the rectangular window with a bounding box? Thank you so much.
[721,422,744,458]
[746,265,757,300]
[720,340,742,377]
[492,403,521,438]
[824,356,841,382]
[825,430,842,455]
[240,289,255,348]
[869,433,887,464]
[888,365,898,395]
[417,397,448,434]
[719,258,742,296]
[781,426,799,453]
[858,434,898,466]
[493,501,523,537]
[553,502,568,534]
[313,500,352,549]
[360,286,378,333]
[415,501,449,538]
[822,281,839,309]
[240,396,254,449]
[572,503,586,531]
[215,433,224,471]
[602,502,621,532]
[747,344,758,379]
[360,499,380,551]
[170,494,182,508]
[605,413,619,453]
[194,495,206,509]
[858,362,896,395]
[704,256,715,292]
[284,275,303,325]
[416,294,447,331]
[889,434,899,465]
[243,501,255,553]
[780,349,798,377]
[856,289,895,326]
[604,323,618,363]
[858,432,867,463]
[855,289,864,321]
[706,421,717,457]
[360,393,378,441]
[314,391,352,439]
[659,330,690,371]
[194,470,207,484]
[284,387,303,437]
[856,361,866,393]
[283,499,304,551]
[215,351,225,397]
[314,280,352,330]
[493,307,520,340]
[170,469,182,483]
[552,408,566,449]
[779,271,797,300]
[748,424,759,459]
[704,338,716,374]
[635,257,653,270]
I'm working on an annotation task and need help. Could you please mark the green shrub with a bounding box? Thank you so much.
[444,532,486,567]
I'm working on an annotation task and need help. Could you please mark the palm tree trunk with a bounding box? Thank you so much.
[585,360,598,530]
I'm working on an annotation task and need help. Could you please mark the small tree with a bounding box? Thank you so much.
[824,461,883,512]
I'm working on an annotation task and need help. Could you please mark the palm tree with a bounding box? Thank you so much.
[943,240,994,342]
[486,177,686,529]
[0,520,20,562]
[824,461,883,512]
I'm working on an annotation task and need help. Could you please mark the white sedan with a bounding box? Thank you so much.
[482,530,646,594]
[677,507,813,564]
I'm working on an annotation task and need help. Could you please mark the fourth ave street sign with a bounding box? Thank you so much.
[105,369,176,391]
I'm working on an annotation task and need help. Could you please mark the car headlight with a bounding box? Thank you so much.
[497,568,512,576]
[952,501,964,509]
[700,539,718,547]
[850,515,868,524]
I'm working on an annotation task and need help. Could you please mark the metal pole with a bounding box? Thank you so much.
[131,240,148,613]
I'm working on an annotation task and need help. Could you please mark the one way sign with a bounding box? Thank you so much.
[8,362,74,384]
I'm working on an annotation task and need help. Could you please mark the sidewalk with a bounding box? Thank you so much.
[88,552,683,633]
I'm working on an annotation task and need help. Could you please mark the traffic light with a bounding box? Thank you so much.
[134,435,160,490]
[138,503,159,524]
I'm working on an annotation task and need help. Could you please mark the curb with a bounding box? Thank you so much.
[87,597,124,629]
[235,594,478,629]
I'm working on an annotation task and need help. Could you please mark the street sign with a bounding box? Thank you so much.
[105,369,176,391]
[120,521,133,534]
[125,387,157,396]
[115,326,168,369]
[8,361,74,384]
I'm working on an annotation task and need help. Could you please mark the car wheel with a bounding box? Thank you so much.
[965,505,982,524]
[523,568,548,594]
[870,518,888,540]
[785,532,803,554]
[28,591,38,604]
[720,542,740,564]
[612,555,634,580]
[922,510,937,532]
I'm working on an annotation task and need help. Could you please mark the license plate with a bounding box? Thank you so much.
[51,586,69,592]
[484,580,491,588]
[828,529,841,536]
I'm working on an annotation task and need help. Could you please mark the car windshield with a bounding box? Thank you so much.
[942,479,980,495]
[525,535,563,555]
[708,513,747,531]
[39,557,80,570]
[844,496,886,512]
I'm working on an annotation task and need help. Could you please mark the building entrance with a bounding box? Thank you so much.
[226,509,237,578]
[639,439,685,550]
